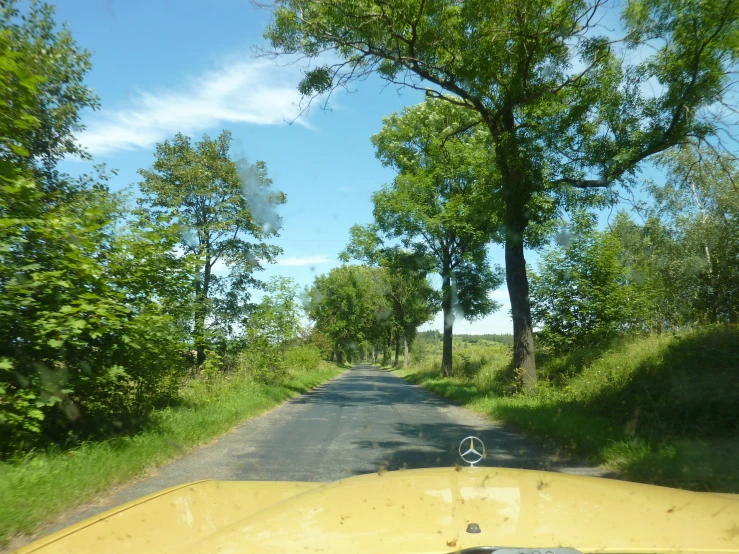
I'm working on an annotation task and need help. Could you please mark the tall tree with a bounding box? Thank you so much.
[341,224,438,368]
[1,0,98,196]
[246,276,303,350]
[0,0,198,455]
[530,211,638,351]
[137,131,285,364]
[263,0,739,389]
[369,100,504,375]
[648,144,739,324]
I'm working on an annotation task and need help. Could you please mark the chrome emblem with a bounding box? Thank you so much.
[459,436,485,466]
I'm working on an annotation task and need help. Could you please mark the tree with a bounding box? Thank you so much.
[263,0,739,389]
[341,224,439,368]
[367,100,504,375]
[1,0,99,196]
[647,144,739,324]
[608,211,692,331]
[1,170,197,452]
[246,276,303,349]
[530,212,637,351]
[306,265,390,364]
[137,131,285,364]
[0,0,197,456]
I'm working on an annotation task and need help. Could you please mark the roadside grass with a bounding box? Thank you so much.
[396,326,739,493]
[0,363,343,545]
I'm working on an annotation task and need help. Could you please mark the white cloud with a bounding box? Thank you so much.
[276,255,328,267]
[488,288,510,301]
[78,54,309,156]
[211,257,229,274]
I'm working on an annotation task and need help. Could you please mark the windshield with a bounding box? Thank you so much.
[1,0,738,553]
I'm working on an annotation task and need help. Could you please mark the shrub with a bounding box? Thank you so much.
[283,345,322,371]
[237,339,287,384]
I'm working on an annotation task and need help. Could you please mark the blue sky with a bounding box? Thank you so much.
[53,0,655,335]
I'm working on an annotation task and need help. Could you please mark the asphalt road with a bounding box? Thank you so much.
[33,364,610,540]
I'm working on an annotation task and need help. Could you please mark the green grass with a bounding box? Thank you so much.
[0,364,343,545]
[397,326,739,493]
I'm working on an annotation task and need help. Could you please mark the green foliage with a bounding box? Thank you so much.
[368,99,504,372]
[305,265,391,363]
[341,223,439,365]
[531,143,739,352]
[264,0,739,384]
[1,0,98,189]
[137,131,286,361]
[0,174,196,453]
[237,338,286,384]
[530,212,639,351]
[0,4,199,455]
[647,145,739,325]
[246,276,303,349]
[305,327,333,360]
[236,276,307,382]
[455,333,514,346]
[283,345,322,372]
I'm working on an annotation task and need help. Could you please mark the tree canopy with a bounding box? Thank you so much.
[340,224,438,367]
[305,265,391,364]
[367,99,504,374]
[137,131,286,362]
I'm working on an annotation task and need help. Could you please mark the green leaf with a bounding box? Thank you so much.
[9,143,30,156]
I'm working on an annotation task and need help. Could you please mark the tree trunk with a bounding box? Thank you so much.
[491,107,537,391]
[194,252,212,366]
[689,176,719,323]
[441,270,454,376]
[403,334,409,368]
[505,237,537,391]
[394,329,400,366]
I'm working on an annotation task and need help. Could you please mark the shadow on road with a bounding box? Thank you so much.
[297,365,615,479]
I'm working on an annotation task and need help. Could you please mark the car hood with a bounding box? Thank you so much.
[18,467,739,554]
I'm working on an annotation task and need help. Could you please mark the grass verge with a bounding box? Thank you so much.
[0,364,343,545]
[395,326,739,493]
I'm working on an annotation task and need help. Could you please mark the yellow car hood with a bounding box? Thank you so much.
[18,467,739,554]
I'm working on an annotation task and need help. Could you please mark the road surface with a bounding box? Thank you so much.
[28,364,610,542]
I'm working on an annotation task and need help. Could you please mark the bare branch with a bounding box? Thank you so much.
[439,119,484,149]
[553,177,610,189]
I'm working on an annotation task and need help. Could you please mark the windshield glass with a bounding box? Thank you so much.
[1,0,738,553]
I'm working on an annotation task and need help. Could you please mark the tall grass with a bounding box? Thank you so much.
[0,363,342,545]
[399,326,739,492]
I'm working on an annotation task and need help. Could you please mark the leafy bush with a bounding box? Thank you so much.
[530,212,639,352]
[0,180,195,454]
[236,338,287,384]
[283,345,322,371]
[0,3,198,457]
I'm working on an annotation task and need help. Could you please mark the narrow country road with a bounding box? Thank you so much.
[32,364,610,542]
